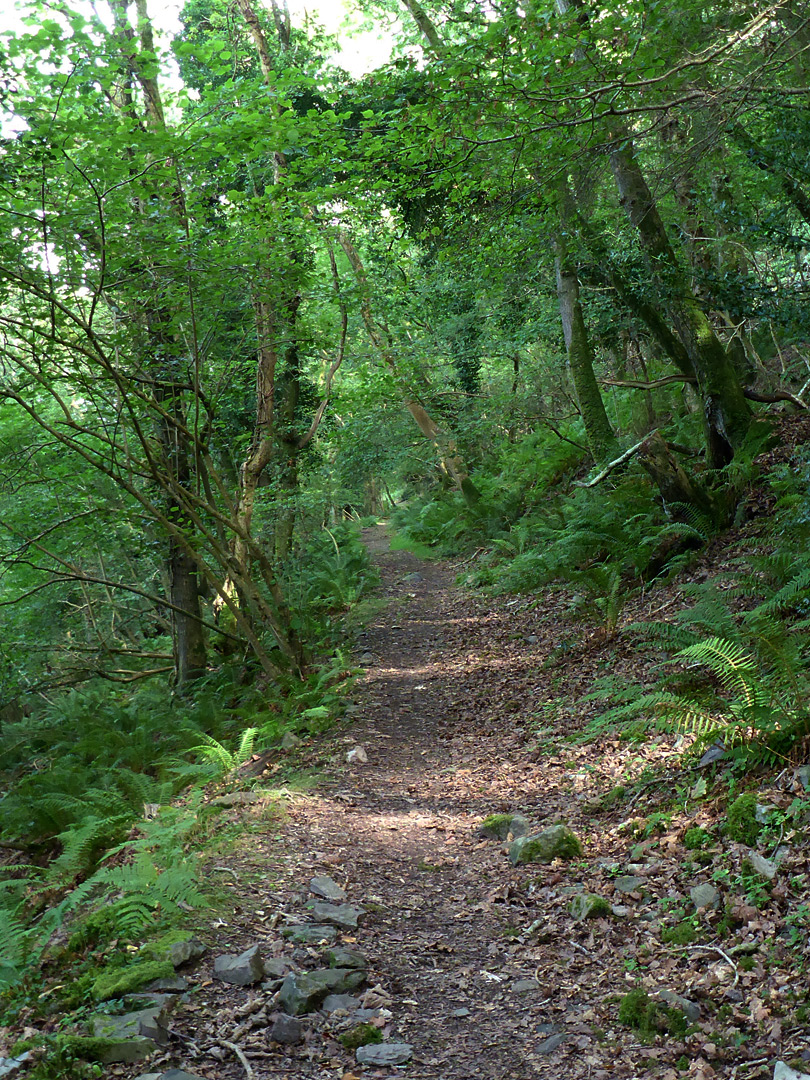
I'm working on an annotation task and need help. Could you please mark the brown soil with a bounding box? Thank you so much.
[109,525,809,1080]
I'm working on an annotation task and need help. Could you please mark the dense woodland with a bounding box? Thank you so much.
[2,0,810,1072]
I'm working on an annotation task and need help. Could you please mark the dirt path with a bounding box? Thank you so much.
[125,525,801,1080]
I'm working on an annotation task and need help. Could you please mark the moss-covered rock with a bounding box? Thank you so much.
[508,824,582,865]
[478,813,529,840]
[92,961,174,1001]
[339,1023,383,1050]
[618,987,688,1039]
[725,792,761,845]
[570,893,612,920]
[60,1033,157,1064]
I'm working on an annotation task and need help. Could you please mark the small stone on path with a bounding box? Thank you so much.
[281,924,337,944]
[310,874,346,902]
[269,1013,304,1045]
[322,993,360,1013]
[213,944,264,985]
[305,901,363,929]
[346,745,368,764]
[355,1043,413,1066]
[537,1033,569,1055]
[169,938,205,968]
[512,979,541,993]
[613,875,645,894]
[690,883,720,910]
[748,851,778,879]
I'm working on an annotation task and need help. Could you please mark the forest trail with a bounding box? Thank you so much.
[126,526,797,1080]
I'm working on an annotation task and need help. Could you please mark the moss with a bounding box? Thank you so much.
[10,1039,35,1055]
[618,988,685,1039]
[600,785,627,810]
[339,1023,383,1050]
[571,893,612,920]
[618,988,659,1037]
[726,793,761,845]
[92,960,174,1001]
[480,813,514,835]
[661,920,699,945]
[683,827,711,850]
[138,929,193,962]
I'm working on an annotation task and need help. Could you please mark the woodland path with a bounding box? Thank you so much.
[121,525,791,1080]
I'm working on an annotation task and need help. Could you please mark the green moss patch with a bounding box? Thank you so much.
[92,960,174,1001]
[726,793,761,845]
[339,1023,383,1050]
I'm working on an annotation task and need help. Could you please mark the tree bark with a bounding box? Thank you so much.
[609,136,751,466]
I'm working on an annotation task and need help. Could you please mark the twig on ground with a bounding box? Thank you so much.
[729,1057,770,1079]
[211,865,240,883]
[221,1039,255,1080]
[686,944,739,986]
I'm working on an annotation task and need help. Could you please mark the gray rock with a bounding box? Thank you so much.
[90,1004,170,1045]
[353,1008,384,1021]
[310,875,346,902]
[0,1054,31,1079]
[698,742,725,767]
[658,990,701,1022]
[755,802,777,824]
[84,1036,157,1063]
[278,969,366,1015]
[451,1008,471,1017]
[613,875,645,894]
[570,893,611,920]
[169,937,205,968]
[611,905,629,917]
[536,1023,560,1036]
[748,851,778,880]
[269,1013,303,1045]
[346,745,368,764]
[356,1043,413,1066]
[525,635,539,644]
[145,976,188,993]
[403,572,423,584]
[263,957,294,979]
[537,1033,569,1055]
[281,731,301,749]
[322,994,360,1013]
[512,979,541,993]
[774,1064,810,1080]
[690,883,720,910]
[326,946,367,970]
[210,791,259,806]
[508,824,582,865]
[213,944,265,985]
[305,901,363,929]
[133,1072,207,1080]
[281,924,337,944]
[358,652,375,666]
[797,765,810,791]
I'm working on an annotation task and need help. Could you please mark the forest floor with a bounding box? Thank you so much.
[105,524,809,1080]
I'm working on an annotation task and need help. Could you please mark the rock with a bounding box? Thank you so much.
[774,1064,810,1080]
[169,938,205,968]
[403,572,423,584]
[93,961,175,1001]
[269,1013,304,1045]
[451,1008,471,1017]
[90,1004,170,1045]
[613,875,645,894]
[326,947,367,970]
[210,791,259,806]
[0,1054,31,1078]
[797,765,810,790]
[478,813,530,840]
[310,875,346,902]
[508,824,582,865]
[66,1035,157,1064]
[264,957,294,979]
[133,1072,207,1080]
[305,901,363,929]
[281,924,337,944]
[145,976,188,993]
[346,745,368,764]
[281,731,301,749]
[537,1033,569,1055]
[278,969,366,1015]
[323,994,360,1013]
[213,944,265,986]
[512,979,541,993]
[525,635,539,644]
[570,893,611,920]
[748,850,778,879]
[690,883,720,910]
[358,653,375,666]
[658,990,701,1022]
[356,1043,413,1066]
[698,741,725,767]
[755,802,777,824]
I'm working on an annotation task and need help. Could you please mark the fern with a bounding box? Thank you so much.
[187,727,258,777]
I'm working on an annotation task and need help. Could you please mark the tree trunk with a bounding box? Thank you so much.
[553,215,619,463]
[609,137,751,466]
